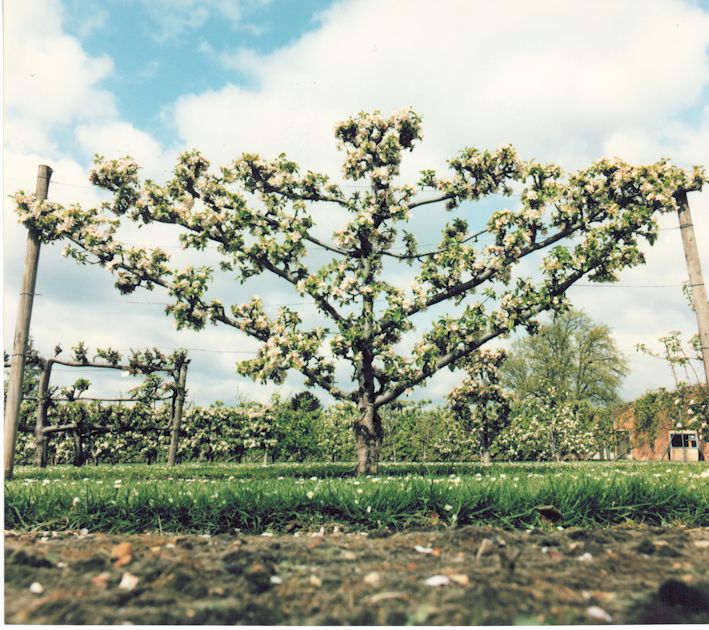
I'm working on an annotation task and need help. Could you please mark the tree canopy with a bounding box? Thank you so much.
[13,108,706,473]
[501,309,628,409]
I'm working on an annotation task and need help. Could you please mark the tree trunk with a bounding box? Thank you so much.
[480,428,492,464]
[354,404,383,475]
[167,360,188,466]
[34,360,53,468]
[72,430,84,467]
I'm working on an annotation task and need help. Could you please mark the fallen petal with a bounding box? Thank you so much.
[118,572,140,592]
[368,591,409,604]
[586,606,612,623]
[414,545,433,554]
[424,575,451,587]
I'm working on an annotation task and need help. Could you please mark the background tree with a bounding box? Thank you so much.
[446,349,509,463]
[271,393,322,462]
[380,400,448,462]
[316,402,356,463]
[501,309,628,410]
[637,330,704,388]
[290,391,322,413]
[492,390,598,461]
[13,108,705,473]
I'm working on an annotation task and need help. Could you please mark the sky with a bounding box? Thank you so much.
[4,0,709,408]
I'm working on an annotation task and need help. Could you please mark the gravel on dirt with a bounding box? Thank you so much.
[5,525,709,625]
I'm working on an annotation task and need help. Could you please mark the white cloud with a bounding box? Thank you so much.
[75,121,175,180]
[137,0,271,42]
[4,0,115,144]
[174,0,709,170]
[212,46,263,75]
[73,7,109,38]
[5,0,709,407]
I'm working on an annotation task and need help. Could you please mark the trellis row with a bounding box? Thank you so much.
[6,347,189,468]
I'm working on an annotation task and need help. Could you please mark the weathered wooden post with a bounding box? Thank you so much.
[4,165,52,480]
[33,358,55,467]
[676,190,709,389]
[167,359,189,466]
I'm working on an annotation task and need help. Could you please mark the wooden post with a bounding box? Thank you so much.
[33,359,54,467]
[4,165,52,481]
[167,360,189,466]
[676,191,709,389]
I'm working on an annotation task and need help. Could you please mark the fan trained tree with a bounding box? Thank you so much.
[13,108,706,473]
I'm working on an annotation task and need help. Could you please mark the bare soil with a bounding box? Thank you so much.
[5,525,709,625]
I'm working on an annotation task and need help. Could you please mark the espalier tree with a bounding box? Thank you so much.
[446,349,509,464]
[13,109,706,474]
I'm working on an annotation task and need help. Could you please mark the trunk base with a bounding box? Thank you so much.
[355,406,383,475]
[355,440,382,475]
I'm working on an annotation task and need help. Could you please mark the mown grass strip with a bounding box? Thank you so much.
[11,460,678,482]
[6,462,708,533]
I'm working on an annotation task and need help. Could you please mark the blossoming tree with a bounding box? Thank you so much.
[446,349,509,464]
[13,109,706,473]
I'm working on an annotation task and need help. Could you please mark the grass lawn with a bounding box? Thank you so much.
[5,461,708,534]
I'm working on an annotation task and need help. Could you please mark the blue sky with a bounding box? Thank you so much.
[60,0,333,146]
[4,0,709,406]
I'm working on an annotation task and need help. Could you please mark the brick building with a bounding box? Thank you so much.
[614,404,707,462]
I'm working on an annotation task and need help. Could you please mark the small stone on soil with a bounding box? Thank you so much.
[111,542,133,568]
[476,538,496,559]
[363,571,380,586]
[586,605,613,623]
[308,575,322,587]
[91,572,111,589]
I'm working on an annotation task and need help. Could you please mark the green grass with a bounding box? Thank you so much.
[5,461,708,533]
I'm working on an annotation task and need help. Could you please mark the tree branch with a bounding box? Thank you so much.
[381,228,488,260]
[391,215,597,330]
[407,193,455,210]
[374,269,587,407]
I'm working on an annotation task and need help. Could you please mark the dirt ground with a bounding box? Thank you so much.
[5,525,709,625]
